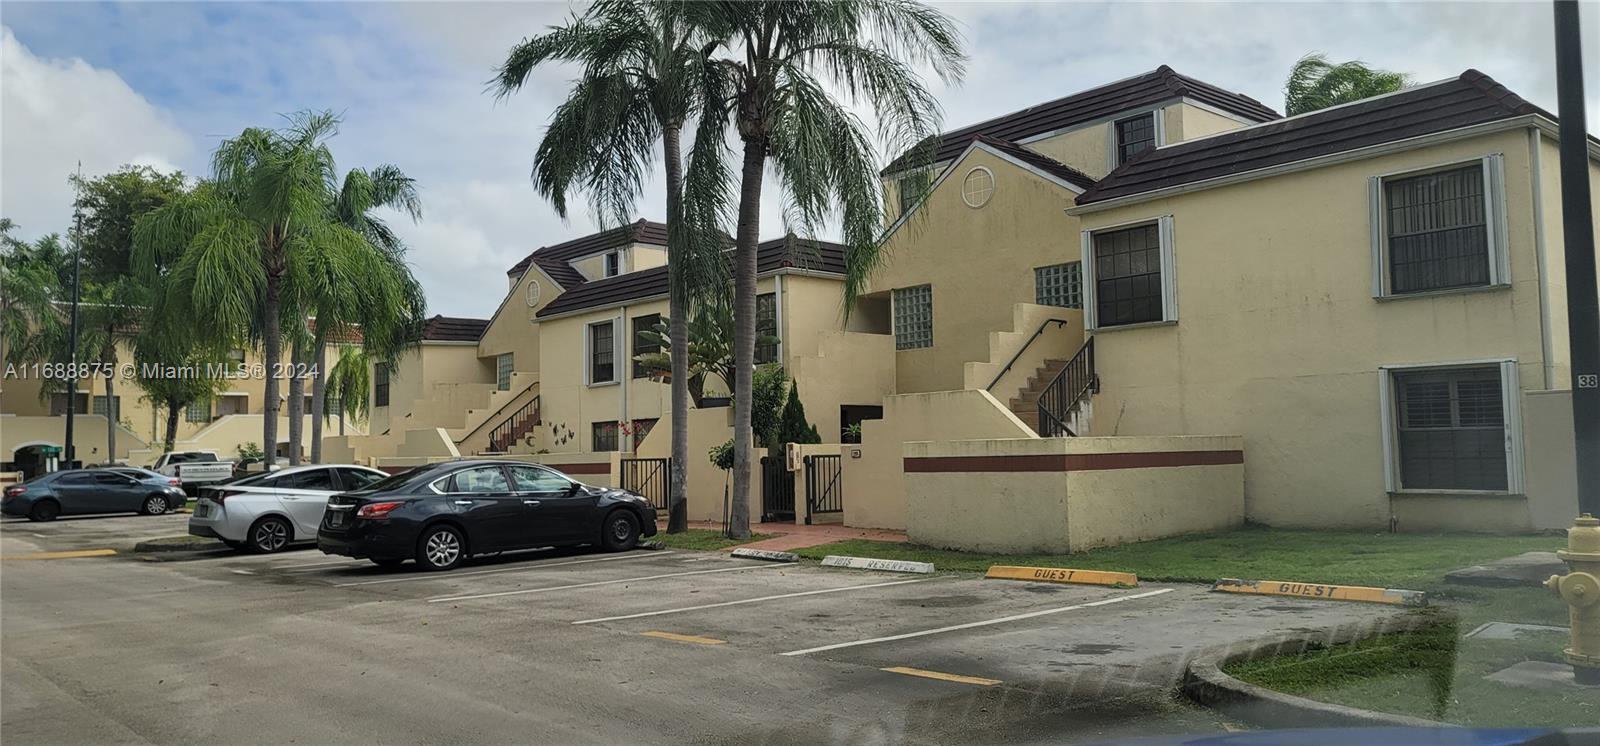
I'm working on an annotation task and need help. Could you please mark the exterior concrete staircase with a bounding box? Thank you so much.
[1008,358,1070,433]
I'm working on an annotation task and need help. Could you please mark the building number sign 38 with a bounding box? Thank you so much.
[1579,373,1599,389]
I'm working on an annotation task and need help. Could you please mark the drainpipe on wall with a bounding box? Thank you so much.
[618,305,629,454]
[1529,129,1556,390]
[774,274,785,363]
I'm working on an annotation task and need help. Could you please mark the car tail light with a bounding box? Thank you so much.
[168,478,181,486]
[210,490,242,504]
[356,501,404,519]
[3,486,24,498]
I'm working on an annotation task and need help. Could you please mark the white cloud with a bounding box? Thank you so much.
[0,26,194,239]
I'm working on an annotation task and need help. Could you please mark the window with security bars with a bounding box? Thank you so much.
[1093,223,1163,327]
[1393,367,1506,491]
[373,363,390,407]
[1385,165,1490,294]
[186,400,210,423]
[589,321,615,383]
[1114,113,1156,165]
[592,421,619,451]
[1035,262,1082,309]
[50,393,89,416]
[632,314,661,378]
[755,294,779,364]
[892,285,932,350]
[496,353,513,391]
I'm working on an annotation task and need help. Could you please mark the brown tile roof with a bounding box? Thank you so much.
[420,315,490,342]
[970,135,1098,190]
[536,237,846,318]
[505,219,669,285]
[1076,70,1547,206]
[883,66,1280,175]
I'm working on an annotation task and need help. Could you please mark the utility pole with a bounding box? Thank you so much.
[63,163,84,470]
[1545,0,1600,687]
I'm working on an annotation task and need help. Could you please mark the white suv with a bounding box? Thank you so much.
[188,464,388,553]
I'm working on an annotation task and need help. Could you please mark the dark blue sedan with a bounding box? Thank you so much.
[2,469,188,522]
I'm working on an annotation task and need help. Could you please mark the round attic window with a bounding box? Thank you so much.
[525,281,541,307]
[961,166,995,208]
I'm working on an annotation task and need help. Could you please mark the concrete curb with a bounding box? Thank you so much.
[1182,612,1446,728]
[132,537,227,554]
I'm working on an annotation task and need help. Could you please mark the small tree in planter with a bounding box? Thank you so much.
[777,383,821,446]
[709,439,735,536]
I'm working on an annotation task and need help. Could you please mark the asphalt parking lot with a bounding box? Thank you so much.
[2,512,1413,745]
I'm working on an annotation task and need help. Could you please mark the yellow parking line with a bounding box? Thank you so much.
[1,548,118,561]
[640,631,726,645]
[882,666,1001,686]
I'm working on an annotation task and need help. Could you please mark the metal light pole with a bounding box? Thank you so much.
[63,170,84,471]
[1545,0,1600,687]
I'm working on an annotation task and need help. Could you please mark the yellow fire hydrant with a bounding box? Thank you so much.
[1546,514,1600,686]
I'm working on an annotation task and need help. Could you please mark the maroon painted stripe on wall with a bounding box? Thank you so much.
[555,462,611,475]
[904,450,1243,473]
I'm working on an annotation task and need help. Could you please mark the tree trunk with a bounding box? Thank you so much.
[287,341,304,465]
[664,122,690,535]
[728,136,766,540]
[310,335,327,463]
[262,281,281,467]
[163,398,180,453]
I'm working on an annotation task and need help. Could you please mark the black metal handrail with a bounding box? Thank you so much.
[1037,337,1097,437]
[487,395,541,452]
[986,318,1073,392]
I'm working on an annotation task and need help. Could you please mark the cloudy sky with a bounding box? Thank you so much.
[3,1,1596,319]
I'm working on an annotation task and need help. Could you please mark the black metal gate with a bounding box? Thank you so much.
[619,457,671,511]
[760,455,795,522]
[803,454,843,524]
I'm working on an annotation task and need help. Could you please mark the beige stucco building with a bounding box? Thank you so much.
[331,65,1595,541]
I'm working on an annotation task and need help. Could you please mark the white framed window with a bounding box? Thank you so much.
[1369,154,1508,298]
[961,167,995,208]
[1377,360,1523,494]
[496,353,514,391]
[603,251,621,278]
[1035,262,1082,309]
[892,285,933,350]
[1080,216,1176,330]
[585,319,618,385]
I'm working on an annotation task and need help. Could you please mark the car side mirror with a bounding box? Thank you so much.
[566,482,581,497]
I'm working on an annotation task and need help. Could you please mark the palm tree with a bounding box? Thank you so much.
[632,296,780,406]
[134,112,381,467]
[0,221,64,373]
[684,0,965,537]
[1284,54,1409,116]
[325,345,371,437]
[493,0,723,534]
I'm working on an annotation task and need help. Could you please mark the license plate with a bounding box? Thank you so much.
[327,512,347,528]
[195,503,209,517]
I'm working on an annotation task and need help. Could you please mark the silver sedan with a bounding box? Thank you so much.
[187,464,388,553]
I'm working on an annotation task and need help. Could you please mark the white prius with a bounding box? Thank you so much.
[188,464,389,553]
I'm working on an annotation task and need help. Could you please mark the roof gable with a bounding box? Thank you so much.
[881,135,1091,246]
[883,66,1279,175]
[1076,70,1544,206]
[505,219,669,282]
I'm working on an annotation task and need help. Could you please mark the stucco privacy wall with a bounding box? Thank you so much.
[1076,128,1570,529]
[868,147,1085,394]
[785,328,897,443]
[1,414,148,464]
[844,389,1035,530]
[370,343,493,435]
[903,435,1244,553]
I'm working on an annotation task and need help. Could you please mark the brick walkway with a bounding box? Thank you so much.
[658,520,907,552]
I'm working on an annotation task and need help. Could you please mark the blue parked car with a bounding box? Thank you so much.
[2,468,188,522]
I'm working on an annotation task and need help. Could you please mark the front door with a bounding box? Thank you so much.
[507,465,591,542]
[445,465,524,552]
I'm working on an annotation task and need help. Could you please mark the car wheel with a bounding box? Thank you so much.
[247,516,293,554]
[140,495,169,516]
[416,525,465,571]
[600,510,639,552]
[27,500,60,522]
[370,558,405,568]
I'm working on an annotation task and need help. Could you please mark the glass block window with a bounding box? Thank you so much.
[1384,164,1490,294]
[186,400,210,423]
[589,321,615,384]
[592,421,619,452]
[1092,223,1163,327]
[755,293,779,364]
[632,314,661,378]
[892,285,933,350]
[1035,262,1082,309]
[1394,367,1507,491]
[92,395,120,419]
[496,353,514,391]
[1115,113,1156,165]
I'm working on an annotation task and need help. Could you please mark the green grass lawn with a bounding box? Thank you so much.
[649,528,773,551]
[793,527,1593,727]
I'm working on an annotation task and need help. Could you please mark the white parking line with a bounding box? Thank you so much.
[275,558,371,571]
[573,577,935,625]
[337,551,674,588]
[427,563,780,604]
[780,588,1176,656]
